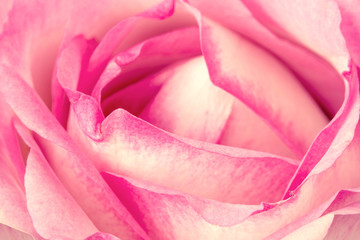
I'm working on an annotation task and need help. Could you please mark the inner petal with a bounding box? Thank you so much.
[105,56,298,158]
[139,56,233,143]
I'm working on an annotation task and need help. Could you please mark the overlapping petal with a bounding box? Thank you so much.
[15,122,98,239]
[0,99,34,236]
[0,66,148,239]
[0,224,34,240]
[185,3,329,158]
[1,0,360,239]
[187,0,345,116]
[239,0,348,69]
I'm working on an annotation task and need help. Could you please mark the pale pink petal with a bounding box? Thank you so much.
[90,68,360,239]
[0,0,12,33]
[86,232,122,240]
[0,0,71,107]
[135,56,296,158]
[52,36,97,126]
[101,171,360,239]
[187,0,344,116]
[0,0,168,109]
[0,100,34,236]
[95,26,201,107]
[68,103,299,204]
[268,126,360,238]
[53,1,188,127]
[335,0,360,66]
[323,189,360,215]
[64,0,164,43]
[139,56,233,143]
[83,0,196,96]
[0,224,34,240]
[0,67,148,239]
[280,214,334,240]
[185,5,329,157]
[219,100,297,158]
[15,123,98,240]
[285,65,359,197]
[239,0,349,69]
[325,214,360,239]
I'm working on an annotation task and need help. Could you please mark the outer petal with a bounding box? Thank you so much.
[86,232,122,240]
[239,0,348,69]
[280,214,334,240]
[285,64,359,197]
[0,0,12,33]
[69,105,298,204]
[101,171,360,239]
[187,0,344,116]
[0,0,165,108]
[0,98,37,237]
[0,224,34,240]
[15,123,98,240]
[0,67,148,239]
[185,4,329,157]
[325,214,360,239]
[335,0,360,66]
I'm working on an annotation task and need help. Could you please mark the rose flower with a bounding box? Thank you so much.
[1,0,360,239]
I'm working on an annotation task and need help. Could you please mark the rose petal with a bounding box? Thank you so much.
[280,214,334,240]
[285,64,359,196]
[324,214,360,239]
[186,5,329,157]
[92,64,360,238]
[139,56,233,143]
[68,101,299,204]
[0,0,167,108]
[335,0,360,66]
[52,35,97,126]
[86,232,121,240]
[268,123,360,238]
[96,26,201,108]
[0,100,34,235]
[64,0,164,42]
[0,67,148,239]
[239,0,348,69]
[187,0,345,116]
[0,0,71,107]
[0,0,12,33]
[83,0,196,96]
[134,56,296,158]
[101,171,360,239]
[15,123,98,240]
[0,224,34,240]
[219,100,297,158]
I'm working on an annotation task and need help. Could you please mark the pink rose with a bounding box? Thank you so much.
[1,0,360,239]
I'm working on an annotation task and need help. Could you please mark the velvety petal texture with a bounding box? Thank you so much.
[10,121,97,240]
[186,4,329,158]
[0,99,34,236]
[187,0,345,116]
[239,0,348,68]
[1,0,360,239]
[0,224,34,240]
[325,214,360,239]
